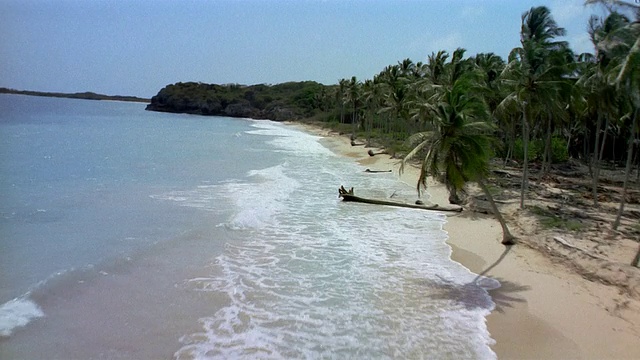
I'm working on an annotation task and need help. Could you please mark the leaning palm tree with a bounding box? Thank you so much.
[400,73,516,245]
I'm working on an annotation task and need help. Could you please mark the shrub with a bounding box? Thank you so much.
[550,137,569,163]
[513,138,542,162]
[512,137,569,163]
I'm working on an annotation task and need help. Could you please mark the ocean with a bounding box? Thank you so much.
[0,94,498,359]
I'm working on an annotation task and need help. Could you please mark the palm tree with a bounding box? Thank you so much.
[361,79,383,144]
[401,73,516,245]
[337,78,349,125]
[581,12,633,206]
[586,0,640,247]
[424,50,449,86]
[611,21,640,230]
[346,76,362,136]
[498,6,570,209]
[379,65,413,139]
[473,52,506,115]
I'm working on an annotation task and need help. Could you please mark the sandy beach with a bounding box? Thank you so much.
[293,122,640,359]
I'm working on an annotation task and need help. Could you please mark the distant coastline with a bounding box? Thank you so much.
[145,81,330,122]
[0,87,150,103]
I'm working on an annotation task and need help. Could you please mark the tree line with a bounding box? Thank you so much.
[308,1,639,246]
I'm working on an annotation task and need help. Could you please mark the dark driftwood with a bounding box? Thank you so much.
[338,186,462,212]
[364,169,392,173]
[367,149,389,157]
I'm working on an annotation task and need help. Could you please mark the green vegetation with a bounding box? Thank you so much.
[512,137,568,163]
[0,87,149,103]
[147,1,639,246]
[146,81,331,121]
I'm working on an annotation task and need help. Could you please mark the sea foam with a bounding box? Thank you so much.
[0,298,44,337]
[175,121,497,359]
[222,163,301,230]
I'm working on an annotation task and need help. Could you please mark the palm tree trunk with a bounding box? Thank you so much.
[585,131,592,176]
[635,149,640,182]
[503,119,516,166]
[598,118,609,167]
[592,114,604,206]
[351,104,358,138]
[632,243,640,268]
[478,178,516,245]
[366,108,373,145]
[540,116,552,178]
[613,107,638,230]
[520,103,529,209]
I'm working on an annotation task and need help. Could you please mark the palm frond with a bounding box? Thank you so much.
[400,137,431,175]
[615,31,640,104]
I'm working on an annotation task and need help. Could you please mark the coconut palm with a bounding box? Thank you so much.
[424,50,449,86]
[378,65,414,139]
[580,12,633,206]
[498,6,571,209]
[473,53,506,114]
[401,72,516,245]
[586,0,640,245]
[361,78,384,144]
[610,21,640,230]
[337,78,349,124]
[345,76,362,136]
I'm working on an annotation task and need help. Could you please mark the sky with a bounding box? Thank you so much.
[1,0,609,98]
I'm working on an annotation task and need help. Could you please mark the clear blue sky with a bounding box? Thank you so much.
[1,0,607,98]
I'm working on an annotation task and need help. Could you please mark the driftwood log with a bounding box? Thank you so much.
[338,186,462,212]
[364,169,392,173]
[367,149,389,157]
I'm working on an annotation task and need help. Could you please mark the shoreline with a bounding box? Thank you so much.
[291,122,640,359]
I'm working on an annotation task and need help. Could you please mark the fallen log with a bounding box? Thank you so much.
[368,149,389,157]
[338,186,462,212]
[364,168,392,173]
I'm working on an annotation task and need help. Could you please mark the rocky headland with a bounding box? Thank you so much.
[145,81,331,121]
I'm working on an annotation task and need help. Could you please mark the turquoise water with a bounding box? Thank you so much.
[0,94,497,359]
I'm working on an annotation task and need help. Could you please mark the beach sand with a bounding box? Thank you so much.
[293,123,640,359]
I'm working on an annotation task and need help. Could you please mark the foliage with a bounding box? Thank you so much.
[513,138,543,162]
[513,137,568,163]
[550,137,570,163]
[147,81,333,121]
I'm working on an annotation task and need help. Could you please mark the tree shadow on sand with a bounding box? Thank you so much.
[422,246,531,313]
